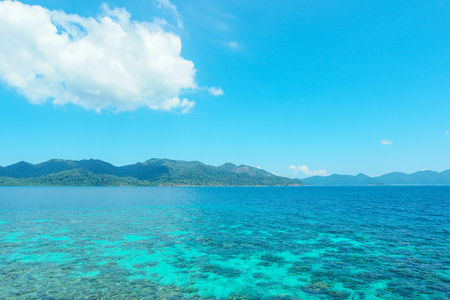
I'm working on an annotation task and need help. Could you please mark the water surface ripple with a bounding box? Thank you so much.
[0,186,449,299]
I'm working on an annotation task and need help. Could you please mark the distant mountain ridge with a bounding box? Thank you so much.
[0,159,302,186]
[302,170,450,186]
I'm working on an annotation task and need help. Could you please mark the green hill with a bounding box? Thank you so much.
[0,159,302,187]
[301,170,450,186]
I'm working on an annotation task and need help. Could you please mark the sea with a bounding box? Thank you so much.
[0,186,449,299]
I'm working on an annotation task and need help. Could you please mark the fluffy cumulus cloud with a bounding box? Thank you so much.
[0,1,221,113]
[380,139,393,145]
[289,165,328,178]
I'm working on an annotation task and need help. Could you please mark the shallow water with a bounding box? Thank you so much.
[0,186,449,299]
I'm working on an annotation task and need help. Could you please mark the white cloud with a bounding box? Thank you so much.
[289,165,327,178]
[289,165,298,176]
[154,0,183,29]
[0,1,204,113]
[227,41,239,49]
[445,130,449,136]
[298,165,328,177]
[380,139,393,145]
[208,86,224,96]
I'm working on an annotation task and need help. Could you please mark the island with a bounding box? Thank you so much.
[0,159,303,186]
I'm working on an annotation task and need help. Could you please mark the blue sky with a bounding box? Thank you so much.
[0,0,449,178]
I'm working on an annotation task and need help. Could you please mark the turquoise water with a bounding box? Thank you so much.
[0,186,449,299]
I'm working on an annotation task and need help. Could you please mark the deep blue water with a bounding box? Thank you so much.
[0,186,449,299]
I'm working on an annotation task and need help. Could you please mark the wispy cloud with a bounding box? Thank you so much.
[154,0,183,29]
[380,139,393,145]
[0,1,206,113]
[208,87,224,96]
[227,41,239,49]
[289,165,328,178]
[445,130,449,136]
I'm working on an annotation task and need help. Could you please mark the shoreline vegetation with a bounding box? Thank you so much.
[0,159,303,187]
